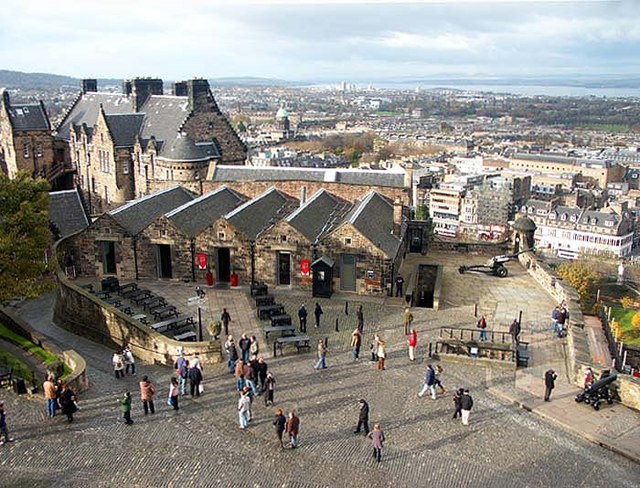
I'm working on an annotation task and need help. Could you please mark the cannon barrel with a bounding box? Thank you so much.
[586,373,617,393]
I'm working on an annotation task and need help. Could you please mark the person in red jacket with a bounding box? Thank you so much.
[285,411,300,448]
[408,329,418,361]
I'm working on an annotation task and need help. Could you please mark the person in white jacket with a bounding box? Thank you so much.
[238,388,251,429]
[112,352,125,379]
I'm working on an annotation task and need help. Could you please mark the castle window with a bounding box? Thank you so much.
[345,237,352,245]
[36,144,43,157]
[605,220,614,227]
[280,235,287,243]
[218,232,225,240]
[123,160,129,174]
[23,143,30,158]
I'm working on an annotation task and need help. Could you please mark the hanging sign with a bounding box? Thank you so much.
[196,253,208,270]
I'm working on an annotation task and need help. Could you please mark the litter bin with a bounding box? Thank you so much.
[12,377,27,395]
[206,270,214,287]
[230,272,238,287]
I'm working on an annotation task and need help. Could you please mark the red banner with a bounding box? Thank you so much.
[196,253,208,270]
[300,258,310,276]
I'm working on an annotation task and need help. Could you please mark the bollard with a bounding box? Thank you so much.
[198,307,203,342]
[518,310,522,326]
[474,303,478,318]
[345,302,349,315]
[335,318,339,332]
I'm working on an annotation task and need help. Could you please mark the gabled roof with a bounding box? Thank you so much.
[8,103,50,131]
[166,186,244,237]
[56,92,132,140]
[212,165,406,189]
[578,209,621,230]
[48,189,89,238]
[344,191,401,258]
[104,113,145,148]
[109,185,194,235]
[286,189,352,242]
[225,187,298,241]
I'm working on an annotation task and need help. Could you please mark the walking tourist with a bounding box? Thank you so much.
[356,305,364,333]
[119,391,134,425]
[460,389,473,426]
[403,307,413,335]
[43,374,58,418]
[273,408,287,449]
[354,399,370,435]
[239,334,251,363]
[221,308,232,336]
[298,304,308,332]
[368,423,385,462]
[377,339,387,370]
[314,339,328,370]
[139,376,156,415]
[395,275,404,297]
[544,369,557,401]
[286,411,300,448]
[59,383,78,423]
[477,315,488,342]
[238,388,251,429]
[169,377,180,410]
[418,364,437,399]
[351,328,362,360]
[112,351,125,379]
[264,371,276,406]
[314,302,323,328]
[0,402,14,443]
[123,347,136,375]
[452,388,463,419]
[224,335,238,374]
[408,329,417,361]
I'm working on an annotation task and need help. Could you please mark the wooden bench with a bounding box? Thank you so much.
[174,331,197,342]
[117,282,138,296]
[263,325,296,339]
[516,342,530,368]
[251,282,268,297]
[273,335,311,356]
[142,295,165,310]
[80,283,94,293]
[0,366,12,387]
[152,305,178,320]
[132,313,149,325]
[270,314,292,326]
[257,304,285,320]
[255,294,275,307]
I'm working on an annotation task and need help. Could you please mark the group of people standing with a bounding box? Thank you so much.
[112,348,136,378]
[551,303,569,338]
[43,374,78,423]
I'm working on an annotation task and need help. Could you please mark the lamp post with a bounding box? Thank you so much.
[250,240,256,286]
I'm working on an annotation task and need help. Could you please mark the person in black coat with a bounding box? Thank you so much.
[544,369,557,401]
[354,399,370,435]
[257,357,268,391]
[59,383,78,423]
[298,305,308,333]
[452,388,463,419]
[314,303,323,328]
[189,366,203,397]
[273,408,287,449]
[509,319,521,346]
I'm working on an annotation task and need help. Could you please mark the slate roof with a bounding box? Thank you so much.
[104,114,144,147]
[578,209,621,231]
[225,187,298,241]
[346,191,401,258]
[56,92,220,163]
[286,189,353,242]
[56,92,132,140]
[212,165,406,188]
[165,186,244,237]
[48,189,89,238]
[7,103,50,131]
[109,185,194,235]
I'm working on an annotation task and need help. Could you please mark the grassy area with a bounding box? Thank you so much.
[610,305,640,347]
[0,323,70,376]
[0,349,35,384]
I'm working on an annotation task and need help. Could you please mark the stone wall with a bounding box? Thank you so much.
[53,271,221,365]
[183,112,247,165]
[0,307,89,393]
[518,251,640,411]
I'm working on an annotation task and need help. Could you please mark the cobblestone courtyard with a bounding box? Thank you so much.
[1,252,639,487]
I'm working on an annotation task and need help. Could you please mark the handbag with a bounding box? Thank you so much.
[198,384,204,394]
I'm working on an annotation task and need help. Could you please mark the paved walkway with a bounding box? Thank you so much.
[1,253,639,487]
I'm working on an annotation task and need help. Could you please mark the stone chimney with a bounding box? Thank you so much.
[81,79,97,94]
[173,81,188,96]
[393,197,403,237]
[187,78,218,113]
[404,165,413,188]
[128,78,163,111]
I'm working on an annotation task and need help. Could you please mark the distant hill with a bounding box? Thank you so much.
[208,76,306,87]
[0,69,121,91]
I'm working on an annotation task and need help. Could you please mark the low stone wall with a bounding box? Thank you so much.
[0,307,89,393]
[518,251,640,411]
[54,272,221,367]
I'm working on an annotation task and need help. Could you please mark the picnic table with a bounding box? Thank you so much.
[117,282,138,296]
[153,305,178,320]
[263,324,296,339]
[273,335,311,356]
[132,314,149,325]
[104,296,122,307]
[251,282,268,297]
[95,290,111,299]
[142,295,165,310]
[270,314,292,326]
[150,314,194,333]
[255,294,275,307]
[174,331,197,342]
[130,289,153,305]
[257,304,285,320]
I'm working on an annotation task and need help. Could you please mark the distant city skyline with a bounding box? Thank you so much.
[1,0,639,83]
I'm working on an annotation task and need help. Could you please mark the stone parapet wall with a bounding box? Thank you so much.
[0,306,89,393]
[54,272,221,366]
[518,251,640,411]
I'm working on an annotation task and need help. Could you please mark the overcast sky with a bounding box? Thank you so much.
[1,0,639,82]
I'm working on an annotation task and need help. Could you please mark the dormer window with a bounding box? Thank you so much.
[570,214,577,222]
[280,235,287,243]
[561,213,567,221]
[589,217,597,225]
[605,220,614,227]
[345,237,352,246]
[549,212,556,220]
[218,232,225,240]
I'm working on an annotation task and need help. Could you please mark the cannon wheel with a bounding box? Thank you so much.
[593,401,600,411]
[607,398,614,405]
[496,266,508,278]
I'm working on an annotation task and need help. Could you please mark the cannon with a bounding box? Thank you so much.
[575,372,617,410]
[458,249,531,278]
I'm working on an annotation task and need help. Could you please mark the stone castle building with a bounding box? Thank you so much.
[55,77,247,213]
